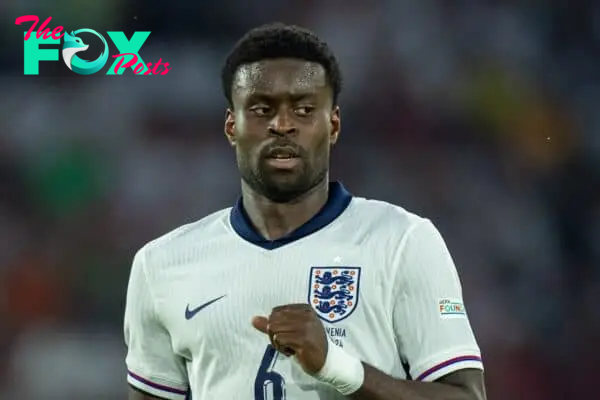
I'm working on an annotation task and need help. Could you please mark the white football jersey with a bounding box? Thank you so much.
[124,182,483,400]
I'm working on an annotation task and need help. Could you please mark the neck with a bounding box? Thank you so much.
[241,178,329,241]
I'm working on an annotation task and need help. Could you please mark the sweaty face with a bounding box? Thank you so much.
[226,59,339,203]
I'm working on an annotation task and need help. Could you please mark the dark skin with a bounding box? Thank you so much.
[128,58,486,399]
[128,387,163,400]
[224,58,341,239]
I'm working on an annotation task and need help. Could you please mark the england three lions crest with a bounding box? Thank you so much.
[308,266,361,323]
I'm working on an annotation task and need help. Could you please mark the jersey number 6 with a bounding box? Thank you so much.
[254,345,286,400]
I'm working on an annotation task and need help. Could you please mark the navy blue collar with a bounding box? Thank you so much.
[230,181,352,250]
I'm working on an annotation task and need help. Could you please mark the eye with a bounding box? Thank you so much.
[295,106,314,117]
[250,106,271,117]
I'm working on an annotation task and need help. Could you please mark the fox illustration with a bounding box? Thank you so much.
[62,30,108,75]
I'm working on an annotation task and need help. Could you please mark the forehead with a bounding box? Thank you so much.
[232,59,328,99]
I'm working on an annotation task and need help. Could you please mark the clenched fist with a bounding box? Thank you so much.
[252,303,329,375]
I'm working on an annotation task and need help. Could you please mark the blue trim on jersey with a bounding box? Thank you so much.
[230,181,352,250]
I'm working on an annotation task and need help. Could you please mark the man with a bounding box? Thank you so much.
[124,23,486,400]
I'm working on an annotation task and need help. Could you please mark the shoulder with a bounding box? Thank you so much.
[346,196,429,238]
[135,207,232,269]
[343,196,446,265]
[348,197,457,292]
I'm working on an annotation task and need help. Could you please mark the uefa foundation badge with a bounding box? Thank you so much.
[439,298,467,319]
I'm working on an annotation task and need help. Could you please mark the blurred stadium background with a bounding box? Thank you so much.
[1,1,599,399]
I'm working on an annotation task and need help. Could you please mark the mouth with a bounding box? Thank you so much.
[265,147,300,160]
[264,147,302,169]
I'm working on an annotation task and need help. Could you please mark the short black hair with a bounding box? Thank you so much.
[221,23,343,108]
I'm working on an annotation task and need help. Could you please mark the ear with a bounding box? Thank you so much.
[330,106,341,146]
[224,108,236,147]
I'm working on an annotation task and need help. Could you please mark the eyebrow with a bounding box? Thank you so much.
[246,92,318,102]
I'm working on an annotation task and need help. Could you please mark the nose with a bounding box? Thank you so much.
[268,111,297,136]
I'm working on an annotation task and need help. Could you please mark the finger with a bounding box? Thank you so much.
[268,325,290,352]
[267,316,309,334]
[251,316,269,334]
[271,332,301,356]
[269,308,314,323]
[270,332,279,351]
[272,303,312,313]
[267,321,299,355]
[277,345,296,357]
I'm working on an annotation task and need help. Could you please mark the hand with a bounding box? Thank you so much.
[252,303,329,375]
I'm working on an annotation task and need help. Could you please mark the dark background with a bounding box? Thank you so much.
[1,1,599,399]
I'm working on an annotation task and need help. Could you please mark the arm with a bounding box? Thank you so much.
[124,249,190,400]
[350,367,485,400]
[129,386,169,400]
[352,218,486,399]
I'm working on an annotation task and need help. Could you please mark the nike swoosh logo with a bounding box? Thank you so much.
[185,295,226,320]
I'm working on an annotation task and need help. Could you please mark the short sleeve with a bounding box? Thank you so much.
[392,219,484,382]
[124,249,190,399]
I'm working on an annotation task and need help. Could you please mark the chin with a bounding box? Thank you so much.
[256,175,311,203]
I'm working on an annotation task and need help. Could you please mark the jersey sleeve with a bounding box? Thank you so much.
[124,249,190,399]
[392,219,483,382]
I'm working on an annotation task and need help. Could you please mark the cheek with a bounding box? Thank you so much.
[235,113,266,140]
[234,134,261,166]
[234,119,257,147]
[304,133,330,167]
[312,115,333,143]
[311,120,332,148]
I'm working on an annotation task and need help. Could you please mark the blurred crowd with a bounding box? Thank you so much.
[1,0,599,399]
